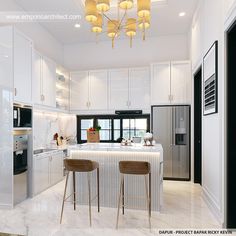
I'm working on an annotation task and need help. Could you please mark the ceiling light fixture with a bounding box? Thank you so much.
[179,12,186,17]
[84,0,151,48]
[74,23,81,28]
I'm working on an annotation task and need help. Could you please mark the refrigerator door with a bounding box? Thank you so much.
[152,106,172,178]
[172,106,190,179]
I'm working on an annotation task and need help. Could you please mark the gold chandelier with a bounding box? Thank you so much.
[84,0,151,48]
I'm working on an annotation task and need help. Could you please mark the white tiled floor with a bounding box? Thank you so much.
[0,180,220,236]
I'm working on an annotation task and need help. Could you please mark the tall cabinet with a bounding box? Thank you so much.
[0,26,13,208]
[13,30,32,104]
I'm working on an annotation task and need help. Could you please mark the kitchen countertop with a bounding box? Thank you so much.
[69,143,163,153]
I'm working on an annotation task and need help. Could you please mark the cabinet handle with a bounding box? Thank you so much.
[41,94,45,101]
[126,101,129,107]
[14,88,17,96]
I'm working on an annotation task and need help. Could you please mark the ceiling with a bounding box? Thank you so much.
[13,0,199,44]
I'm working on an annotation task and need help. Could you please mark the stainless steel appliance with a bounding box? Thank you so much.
[13,104,32,128]
[151,105,190,180]
[14,134,28,204]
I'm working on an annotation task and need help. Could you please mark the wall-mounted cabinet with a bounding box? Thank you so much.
[151,61,191,105]
[70,70,108,111]
[70,67,150,113]
[32,50,56,107]
[13,30,32,104]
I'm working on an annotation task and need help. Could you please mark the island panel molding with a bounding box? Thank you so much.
[69,143,163,211]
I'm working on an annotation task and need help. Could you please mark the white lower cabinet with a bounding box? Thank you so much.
[33,151,63,195]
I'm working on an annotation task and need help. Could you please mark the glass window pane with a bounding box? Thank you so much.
[100,130,111,141]
[98,119,111,129]
[81,119,93,129]
[136,129,146,138]
[114,130,121,140]
[81,130,87,140]
[114,119,120,129]
[123,119,130,129]
[130,119,135,129]
[136,119,147,129]
[123,129,130,139]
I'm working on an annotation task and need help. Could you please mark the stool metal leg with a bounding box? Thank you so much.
[87,172,92,227]
[60,172,69,224]
[122,176,124,215]
[97,167,100,213]
[149,172,151,217]
[116,174,124,229]
[144,175,151,230]
[73,171,76,210]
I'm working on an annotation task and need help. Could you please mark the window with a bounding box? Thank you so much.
[77,114,150,143]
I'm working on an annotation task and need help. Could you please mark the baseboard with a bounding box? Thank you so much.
[202,187,223,225]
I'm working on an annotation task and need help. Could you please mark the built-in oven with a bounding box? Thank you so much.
[13,104,32,128]
[14,134,28,204]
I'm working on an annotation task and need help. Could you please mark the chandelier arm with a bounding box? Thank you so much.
[120,18,145,30]
[102,13,118,27]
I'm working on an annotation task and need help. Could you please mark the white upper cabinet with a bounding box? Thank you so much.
[89,70,108,110]
[151,62,171,105]
[129,67,150,109]
[109,69,129,110]
[42,57,56,107]
[13,30,32,104]
[171,61,191,104]
[32,50,42,105]
[33,50,63,108]
[151,61,191,105]
[70,71,89,111]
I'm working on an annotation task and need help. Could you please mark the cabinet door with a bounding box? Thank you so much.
[50,152,63,186]
[42,57,56,107]
[32,50,42,104]
[89,70,108,110]
[171,61,191,104]
[109,69,129,110]
[129,67,150,109]
[33,155,50,195]
[70,71,89,110]
[151,62,171,105]
[14,31,32,103]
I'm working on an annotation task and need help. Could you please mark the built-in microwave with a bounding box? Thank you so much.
[13,104,32,128]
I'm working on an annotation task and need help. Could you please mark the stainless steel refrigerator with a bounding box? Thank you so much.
[151,105,190,180]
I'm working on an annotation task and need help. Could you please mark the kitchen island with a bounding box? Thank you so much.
[68,143,163,211]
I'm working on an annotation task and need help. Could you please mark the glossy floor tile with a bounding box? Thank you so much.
[0,180,221,236]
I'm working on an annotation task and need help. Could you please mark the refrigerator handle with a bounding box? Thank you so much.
[172,107,176,146]
[170,108,173,146]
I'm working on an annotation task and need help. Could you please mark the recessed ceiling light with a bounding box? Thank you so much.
[179,12,186,17]
[74,23,81,28]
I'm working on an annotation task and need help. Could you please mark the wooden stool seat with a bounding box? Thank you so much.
[64,159,99,172]
[116,160,151,229]
[60,158,100,226]
[119,161,150,175]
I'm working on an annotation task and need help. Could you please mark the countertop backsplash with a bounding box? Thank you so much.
[33,110,77,150]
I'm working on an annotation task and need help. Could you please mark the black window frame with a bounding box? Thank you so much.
[77,114,150,144]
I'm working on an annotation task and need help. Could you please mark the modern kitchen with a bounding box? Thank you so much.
[0,0,235,235]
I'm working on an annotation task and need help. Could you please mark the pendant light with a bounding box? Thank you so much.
[119,0,133,10]
[85,0,98,22]
[126,18,136,47]
[96,0,110,12]
[92,14,103,33]
[137,0,151,18]
[138,15,150,29]
[107,20,119,48]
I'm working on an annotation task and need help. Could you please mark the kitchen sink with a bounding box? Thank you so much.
[33,148,57,155]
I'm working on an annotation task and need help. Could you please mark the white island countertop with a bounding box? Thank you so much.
[68,143,163,212]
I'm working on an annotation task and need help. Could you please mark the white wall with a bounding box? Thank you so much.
[190,0,228,225]
[63,34,189,70]
[0,0,64,64]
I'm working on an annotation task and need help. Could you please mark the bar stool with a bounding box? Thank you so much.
[60,159,100,226]
[116,161,151,229]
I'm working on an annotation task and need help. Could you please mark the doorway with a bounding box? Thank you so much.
[226,21,236,229]
[194,67,202,185]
